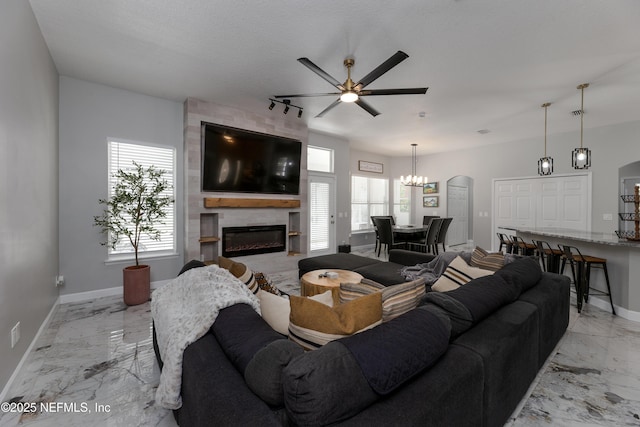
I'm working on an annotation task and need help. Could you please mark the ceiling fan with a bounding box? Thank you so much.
[274,51,428,118]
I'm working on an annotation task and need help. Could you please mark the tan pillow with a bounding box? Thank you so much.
[340,278,426,322]
[218,256,258,294]
[432,256,494,292]
[259,290,333,336]
[288,292,382,350]
[469,247,505,271]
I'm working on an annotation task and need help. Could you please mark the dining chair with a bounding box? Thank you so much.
[435,217,453,254]
[411,218,443,254]
[422,215,440,226]
[373,217,406,256]
[511,235,536,255]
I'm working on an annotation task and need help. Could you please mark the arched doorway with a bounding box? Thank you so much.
[447,176,473,247]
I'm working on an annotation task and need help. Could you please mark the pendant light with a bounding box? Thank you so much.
[400,143,427,187]
[572,83,591,169]
[537,102,553,176]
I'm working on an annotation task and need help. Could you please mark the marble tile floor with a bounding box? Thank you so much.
[1,262,639,426]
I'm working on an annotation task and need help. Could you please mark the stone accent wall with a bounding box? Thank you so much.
[184,98,308,273]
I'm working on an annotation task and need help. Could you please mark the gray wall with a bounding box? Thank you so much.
[0,1,59,394]
[388,120,640,250]
[58,77,184,295]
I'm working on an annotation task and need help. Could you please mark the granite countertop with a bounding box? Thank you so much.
[499,226,640,248]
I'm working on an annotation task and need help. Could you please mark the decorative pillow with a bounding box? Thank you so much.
[288,292,382,350]
[255,272,282,296]
[340,278,426,322]
[259,290,333,336]
[431,256,494,292]
[218,256,258,294]
[469,246,505,271]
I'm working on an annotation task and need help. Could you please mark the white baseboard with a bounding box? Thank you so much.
[0,300,58,404]
[587,296,640,322]
[58,279,172,304]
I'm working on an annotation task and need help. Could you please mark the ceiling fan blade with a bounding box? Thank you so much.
[315,99,342,118]
[298,57,345,90]
[355,51,409,90]
[274,93,341,98]
[355,98,380,117]
[359,88,428,96]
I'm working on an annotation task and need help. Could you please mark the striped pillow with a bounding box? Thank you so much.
[218,256,258,294]
[470,247,505,272]
[432,256,494,292]
[340,278,426,322]
[288,292,382,350]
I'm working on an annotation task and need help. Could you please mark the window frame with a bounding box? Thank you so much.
[350,174,389,232]
[105,138,177,263]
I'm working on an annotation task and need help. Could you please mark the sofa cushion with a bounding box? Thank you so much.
[445,274,519,323]
[283,341,378,426]
[469,246,505,271]
[258,290,333,336]
[254,272,282,296]
[288,292,382,350]
[212,303,283,374]
[298,253,382,278]
[340,306,450,395]
[244,339,304,407]
[431,256,494,292]
[422,292,474,339]
[339,278,426,322]
[494,256,542,293]
[354,261,408,286]
[218,256,258,294]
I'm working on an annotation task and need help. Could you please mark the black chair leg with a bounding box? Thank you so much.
[603,264,616,315]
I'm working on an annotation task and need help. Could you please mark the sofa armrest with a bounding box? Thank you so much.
[389,249,435,266]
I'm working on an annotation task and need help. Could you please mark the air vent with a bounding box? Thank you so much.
[571,109,584,116]
[477,129,490,134]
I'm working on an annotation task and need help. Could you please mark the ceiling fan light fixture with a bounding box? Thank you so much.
[340,91,358,103]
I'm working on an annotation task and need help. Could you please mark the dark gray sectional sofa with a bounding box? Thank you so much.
[154,249,570,427]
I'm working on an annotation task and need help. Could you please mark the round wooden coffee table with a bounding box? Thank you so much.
[300,269,364,306]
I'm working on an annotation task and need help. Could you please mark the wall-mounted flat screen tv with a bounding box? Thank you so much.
[202,122,302,195]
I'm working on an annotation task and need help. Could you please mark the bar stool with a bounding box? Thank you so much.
[497,233,514,254]
[561,245,615,315]
[534,240,564,273]
[511,235,537,256]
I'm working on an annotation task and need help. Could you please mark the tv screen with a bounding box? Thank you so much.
[202,122,302,194]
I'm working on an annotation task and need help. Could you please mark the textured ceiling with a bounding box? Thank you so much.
[29,0,640,156]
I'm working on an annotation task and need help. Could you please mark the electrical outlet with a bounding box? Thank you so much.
[11,322,20,348]
[55,275,65,287]
[603,213,613,221]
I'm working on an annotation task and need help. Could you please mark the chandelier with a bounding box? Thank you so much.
[400,143,427,187]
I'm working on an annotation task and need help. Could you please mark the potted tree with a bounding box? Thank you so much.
[94,161,174,305]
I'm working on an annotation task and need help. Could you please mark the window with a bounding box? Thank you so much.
[393,179,411,225]
[107,140,176,259]
[351,175,389,231]
[307,145,334,173]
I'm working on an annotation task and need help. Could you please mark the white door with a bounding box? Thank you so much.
[447,184,469,246]
[309,174,336,255]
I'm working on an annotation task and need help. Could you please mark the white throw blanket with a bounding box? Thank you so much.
[151,265,260,409]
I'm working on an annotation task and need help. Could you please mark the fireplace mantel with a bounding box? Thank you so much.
[203,197,301,209]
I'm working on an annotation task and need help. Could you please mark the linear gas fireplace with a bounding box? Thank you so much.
[222,225,286,257]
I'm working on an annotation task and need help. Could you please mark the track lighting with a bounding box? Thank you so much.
[267,98,303,118]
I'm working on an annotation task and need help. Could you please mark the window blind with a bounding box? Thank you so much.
[108,140,176,257]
